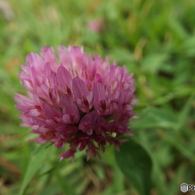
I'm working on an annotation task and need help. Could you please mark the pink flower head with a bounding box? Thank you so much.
[87,19,103,32]
[15,46,138,161]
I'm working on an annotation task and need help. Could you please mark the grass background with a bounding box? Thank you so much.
[0,0,195,194]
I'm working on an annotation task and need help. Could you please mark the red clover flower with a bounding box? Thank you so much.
[15,46,138,161]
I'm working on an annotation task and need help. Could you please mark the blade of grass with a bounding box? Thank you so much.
[19,145,50,195]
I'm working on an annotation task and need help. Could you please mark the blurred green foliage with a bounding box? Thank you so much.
[0,0,195,194]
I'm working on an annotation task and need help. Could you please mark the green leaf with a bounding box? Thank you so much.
[131,107,177,130]
[19,145,50,195]
[56,171,77,195]
[167,164,187,195]
[142,53,168,73]
[115,140,153,195]
[39,183,60,195]
[177,93,195,131]
[152,161,166,195]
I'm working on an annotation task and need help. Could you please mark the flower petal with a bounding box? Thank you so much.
[40,46,57,70]
[60,94,79,123]
[59,147,76,162]
[57,65,72,87]
[42,102,61,118]
[79,111,97,135]
[72,77,88,99]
